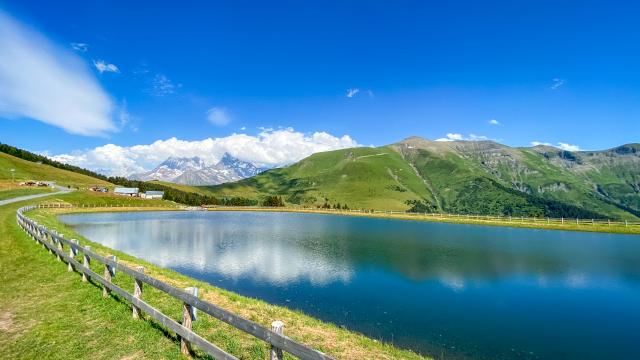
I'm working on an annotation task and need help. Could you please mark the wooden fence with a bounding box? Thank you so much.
[16,205,334,360]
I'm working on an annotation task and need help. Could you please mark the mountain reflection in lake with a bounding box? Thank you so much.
[59,211,640,360]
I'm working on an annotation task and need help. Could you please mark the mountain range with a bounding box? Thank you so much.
[130,153,265,186]
[204,137,640,219]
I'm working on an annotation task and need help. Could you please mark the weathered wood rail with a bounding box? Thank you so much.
[16,205,334,360]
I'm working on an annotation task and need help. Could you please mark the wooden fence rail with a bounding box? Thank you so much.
[16,205,333,360]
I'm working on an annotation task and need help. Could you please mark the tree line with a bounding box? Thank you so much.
[0,143,256,207]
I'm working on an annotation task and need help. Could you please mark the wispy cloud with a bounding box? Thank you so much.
[70,42,88,52]
[206,107,230,126]
[435,133,488,142]
[93,59,119,73]
[346,88,374,98]
[531,141,552,147]
[531,141,581,151]
[49,128,359,176]
[436,133,463,141]
[346,88,360,98]
[557,142,580,151]
[0,11,115,136]
[148,74,180,96]
[488,119,499,125]
[550,78,565,90]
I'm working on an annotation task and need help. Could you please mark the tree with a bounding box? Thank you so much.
[263,195,285,207]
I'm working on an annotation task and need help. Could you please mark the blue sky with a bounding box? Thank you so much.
[1,1,639,175]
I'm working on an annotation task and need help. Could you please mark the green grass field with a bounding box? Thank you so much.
[0,153,111,188]
[0,191,425,360]
[0,187,53,201]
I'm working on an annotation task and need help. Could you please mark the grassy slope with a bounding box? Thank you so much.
[0,153,111,188]
[146,180,216,196]
[205,141,639,220]
[0,187,53,201]
[0,191,424,360]
[207,146,435,210]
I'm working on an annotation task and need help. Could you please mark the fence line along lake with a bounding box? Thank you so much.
[59,210,640,360]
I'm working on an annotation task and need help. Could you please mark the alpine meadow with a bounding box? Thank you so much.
[206,137,640,220]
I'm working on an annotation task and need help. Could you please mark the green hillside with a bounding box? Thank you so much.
[206,137,640,220]
[0,152,110,188]
[207,146,436,210]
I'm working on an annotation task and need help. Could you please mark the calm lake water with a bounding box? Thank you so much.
[59,211,640,360]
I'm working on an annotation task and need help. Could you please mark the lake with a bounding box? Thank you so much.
[58,211,640,360]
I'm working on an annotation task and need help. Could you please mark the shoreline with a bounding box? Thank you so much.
[23,201,427,359]
[48,203,640,235]
[203,206,640,235]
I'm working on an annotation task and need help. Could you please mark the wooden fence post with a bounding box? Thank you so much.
[68,239,79,272]
[49,230,56,254]
[56,234,64,261]
[133,266,144,319]
[181,287,199,355]
[270,320,284,360]
[103,255,116,298]
[82,246,91,282]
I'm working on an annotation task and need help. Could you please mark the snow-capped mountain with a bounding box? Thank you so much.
[130,156,207,182]
[130,153,266,185]
[217,153,264,178]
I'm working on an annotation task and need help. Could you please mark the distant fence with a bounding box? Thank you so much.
[16,205,333,360]
[35,201,640,229]
[206,205,640,229]
[38,202,182,209]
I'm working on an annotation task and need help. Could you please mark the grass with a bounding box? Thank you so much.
[0,153,111,188]
[206,146,436,210]
[146,180,217,196]
[0,187,53,201]
[0,191,426,360]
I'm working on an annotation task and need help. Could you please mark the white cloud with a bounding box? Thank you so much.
[550,78,565,90]
[0,11,116,136]
[206,107,230,126]
[531,141,581,151]
[435,133,489,142]
[557,142,581,151]
[93,59,119,73]
[346,88,375,98]
[49,128,359,176]
[531,141,552,147]
[148,74,179,96]
[70,42,88,52]
[435,133,463,141]
[346,88,360,98]
[488,119,499,125]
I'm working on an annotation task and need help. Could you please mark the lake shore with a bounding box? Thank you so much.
[47,202,640,235]
[202,206,640,235]
[1,195,427,359]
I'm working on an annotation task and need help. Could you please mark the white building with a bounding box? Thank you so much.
[142,190,164,199]
[114,187,139,196]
